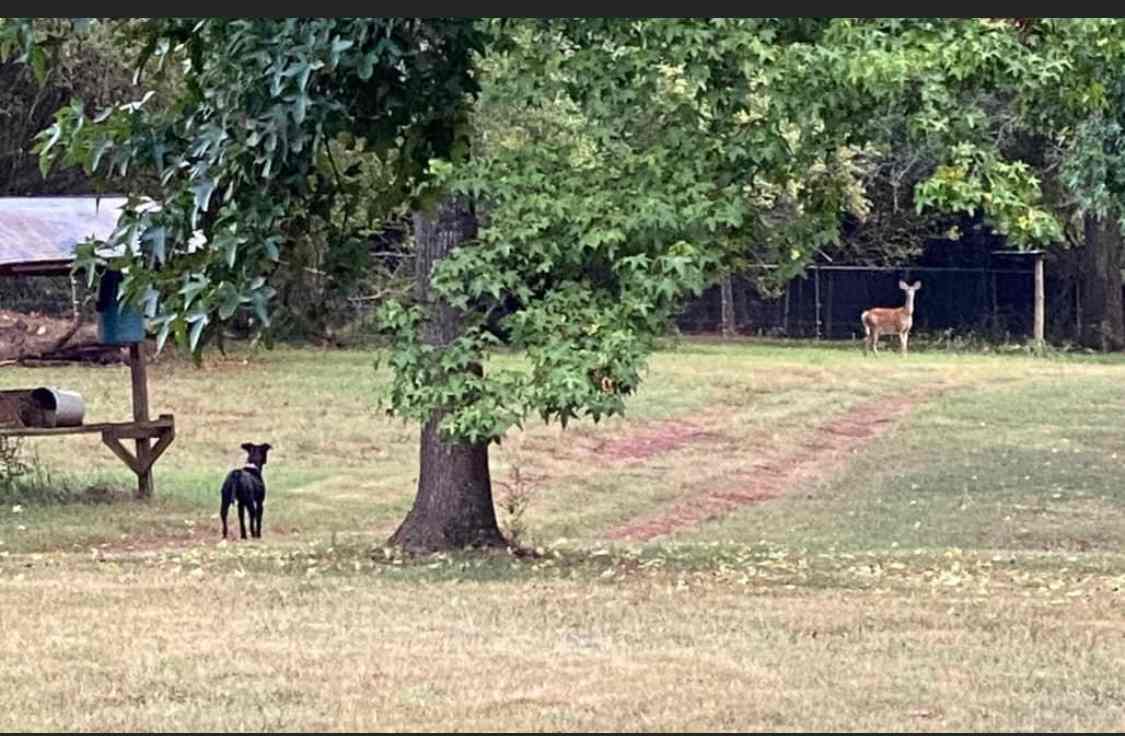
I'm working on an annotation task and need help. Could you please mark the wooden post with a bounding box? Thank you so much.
[1075,280,1081,337]
[824,270,834,340]
[795,278,802,336]
[735,277,750,336]
[991,271,998,328]
[129,343,153,498]
[69,274,79,320]
[720,273,735,338]
[782,281,790,335]
[813,267,822,339]
[1034,253,1045,348]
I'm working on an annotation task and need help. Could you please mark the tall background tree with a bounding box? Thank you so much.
[0,21,136,196]
[12,17,496,549]
[376,18,1066,549]
[1030,19,1125,350]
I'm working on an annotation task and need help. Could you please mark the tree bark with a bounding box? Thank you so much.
[388,196,506,553]
[719,273,736,337]
[1079,214,1125,351]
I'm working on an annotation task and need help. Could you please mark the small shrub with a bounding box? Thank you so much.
[0,436,127,505]
[0,436,31,486]
[495,460,541,548]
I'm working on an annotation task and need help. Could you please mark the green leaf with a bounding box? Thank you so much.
[154,317,173,354]
[179,277,209,308]
[191,179,215,215]
[188,313,209,352]
[293,93,308,124]
[251,291,271,327]
[35,124,62,177]
[218,283,242,320]
[28,44,46,84]
[144,225,166,264]
[357,51,375,80]
[89,138,113,173]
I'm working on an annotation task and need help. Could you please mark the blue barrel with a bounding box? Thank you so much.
[95,270,147,345]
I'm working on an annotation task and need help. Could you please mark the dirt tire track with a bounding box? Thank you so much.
[595,418,727,462]
[605,394,927,542]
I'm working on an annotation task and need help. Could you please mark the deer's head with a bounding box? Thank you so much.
[898,280,922,312]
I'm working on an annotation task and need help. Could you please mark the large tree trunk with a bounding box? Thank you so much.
[388,196,506,553]
[1079,214,1125,351]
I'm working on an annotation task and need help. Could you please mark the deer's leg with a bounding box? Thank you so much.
[872,328,880,354]
[900,330,908,356]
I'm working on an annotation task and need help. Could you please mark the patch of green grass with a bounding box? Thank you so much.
[2,340,1123,558]
[700,366,1125,556]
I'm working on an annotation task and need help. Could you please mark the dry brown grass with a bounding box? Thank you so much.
[1,554,1123,732]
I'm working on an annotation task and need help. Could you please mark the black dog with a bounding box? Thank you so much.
[220,442,272,539]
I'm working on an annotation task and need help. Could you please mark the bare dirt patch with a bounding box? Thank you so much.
[0,309,132,364]
[605,395,924,542]
[595,418,727,462]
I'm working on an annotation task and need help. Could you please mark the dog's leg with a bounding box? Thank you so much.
[254,486,265,538]
[237,501,248,540]
[220,473,235,539]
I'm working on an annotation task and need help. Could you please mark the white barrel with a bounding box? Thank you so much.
[30,387,85,428]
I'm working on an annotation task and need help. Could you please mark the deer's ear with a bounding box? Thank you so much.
[912,281,922,290]
[898,280,909,290]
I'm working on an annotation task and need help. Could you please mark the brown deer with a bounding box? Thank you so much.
[862,280,922,355]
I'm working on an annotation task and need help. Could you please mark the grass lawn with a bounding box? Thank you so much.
[1,338,1123,730]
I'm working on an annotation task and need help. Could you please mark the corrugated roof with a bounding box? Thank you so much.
[0,196,128,271]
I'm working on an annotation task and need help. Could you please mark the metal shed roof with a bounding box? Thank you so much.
[0,196,128,275]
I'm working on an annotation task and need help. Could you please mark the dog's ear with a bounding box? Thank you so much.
[261,443,272,452]
[241,442,253,453]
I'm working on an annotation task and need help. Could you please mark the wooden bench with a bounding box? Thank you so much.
[0,414,174,480]
[0,344,175,497]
